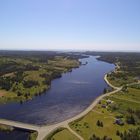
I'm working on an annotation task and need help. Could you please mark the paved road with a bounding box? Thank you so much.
[0,119,40,131]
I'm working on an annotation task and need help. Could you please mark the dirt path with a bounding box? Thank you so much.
[66,125,84,140]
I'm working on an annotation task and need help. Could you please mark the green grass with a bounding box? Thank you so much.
[24,70,45,83]
[43,74,140,140]
[44,128,79,140]
[107,74,135,87]
[69,87,140,140]
[70,111,137,140]
[0,89,19,103]
[130,83,140,89]
[107,88,140,114]
[111,88,140,102]
[48,56,79,69]
[29,131,38,140]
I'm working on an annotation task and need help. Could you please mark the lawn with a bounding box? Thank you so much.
[44,128,79,140]
[111,87,140,102]
[29,132,38,140]
[0,89,18,103]
[70,110,137,140]
[107,88,140,114]
[69,87,140,140]
[107,74,135,87]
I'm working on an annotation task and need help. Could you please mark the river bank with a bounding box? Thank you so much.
[40,72,122,140]
[0,71,120,140]
[0,56,114,125]
[0,56,115,140]
[0,57,80,104]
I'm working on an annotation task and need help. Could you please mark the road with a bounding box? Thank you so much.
[0,74,122,140]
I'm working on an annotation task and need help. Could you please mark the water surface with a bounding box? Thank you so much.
[0,130,30,140]
[0,56,115,125]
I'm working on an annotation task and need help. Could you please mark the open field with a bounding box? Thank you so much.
[29,132,38,140]
[44,128,79,140]
[69,86,140,140]
[70,111,136,140]
[107,74,135,87]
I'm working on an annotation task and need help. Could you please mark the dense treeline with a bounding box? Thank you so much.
[0,77,13,90]
[121,128,140,140]
[0,62,39,76]
[0,50,86,62]
[23,80,39,88]
[89,134,112,140]
[116,127,140,140]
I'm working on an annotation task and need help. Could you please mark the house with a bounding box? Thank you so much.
[115,119,124,125]
[101,104,107,108]
[106,99,113,104]
[134,76,140,82]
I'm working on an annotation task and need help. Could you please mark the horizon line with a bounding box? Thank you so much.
[0,49,140,53]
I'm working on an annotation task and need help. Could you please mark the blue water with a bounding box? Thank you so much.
[0,56,115,125]
[0,130,30,140]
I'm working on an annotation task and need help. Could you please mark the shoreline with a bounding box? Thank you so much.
[0,59,80,104]
[35,72,122,140]
[0,64,122,140]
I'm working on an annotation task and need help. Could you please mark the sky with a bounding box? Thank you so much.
[0,0,140,51]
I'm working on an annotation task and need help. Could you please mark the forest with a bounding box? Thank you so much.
[0,51,83,103]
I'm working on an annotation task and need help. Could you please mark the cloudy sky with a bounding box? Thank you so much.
[0,0,140,51]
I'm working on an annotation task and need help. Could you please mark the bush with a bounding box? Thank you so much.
[23,80,39,88]
[96,120,103,127]
[120,127,140,140]
[116,130,120,136]
[126,115,136,125]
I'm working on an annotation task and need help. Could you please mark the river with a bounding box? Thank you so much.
[0,56,115,139]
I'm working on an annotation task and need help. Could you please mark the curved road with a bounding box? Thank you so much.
[0,74,122,140]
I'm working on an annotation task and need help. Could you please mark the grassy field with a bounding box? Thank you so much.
[111,87,140,102]
[45,84,140,140]
[0,89,19,103]
[44,128,79,140]
[69,86,140,140]
[70,111,136,140]
[29,131,38,140]
[107,72,136,87]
